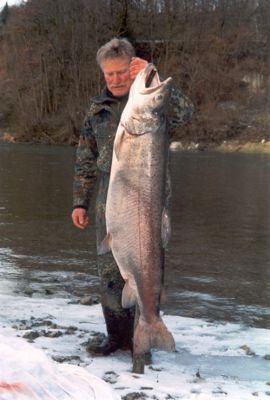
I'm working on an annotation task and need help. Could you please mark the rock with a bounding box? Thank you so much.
[149,366,162,372]
[44,330,63,338]
[240,345,256,356]
[196,369,202,378]
[68,300,80,305]
[45,289,54,295]
[52,355,81,363]
[170,141,183,151]
[30,319,57,328]
[18,324,28,330]
[264,355,270,360]
[122,393,147,400]
[195,142,207,151]
[65,326,78,335]
[45,321,58,328]
[1,132,16,143]
[23,331,40,341]
[17,320,30,329]
[82,332,106,348]
[80,295,99,305]
[212,387,228,395]
[187,141,197,150]
[24,288,34,296]
[103,371,119,384]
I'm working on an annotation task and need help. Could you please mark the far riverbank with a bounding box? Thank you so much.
[1,129,270,155]
[170,139,270,154]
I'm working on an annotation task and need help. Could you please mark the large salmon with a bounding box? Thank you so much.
[100,63,175,356]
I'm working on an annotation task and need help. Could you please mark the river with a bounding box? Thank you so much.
[0,144,269,329]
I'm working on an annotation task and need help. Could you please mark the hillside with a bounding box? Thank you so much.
[0,0,270,149]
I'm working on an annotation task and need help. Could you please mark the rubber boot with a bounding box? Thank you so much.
[86,306,134,356]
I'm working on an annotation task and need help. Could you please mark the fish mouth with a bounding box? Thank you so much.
[139,63,172,94]
[145,66,158,88]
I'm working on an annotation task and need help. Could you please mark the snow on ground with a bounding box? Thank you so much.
[0,293,269,399]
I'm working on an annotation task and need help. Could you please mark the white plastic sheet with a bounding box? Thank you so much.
[0,334,120,400]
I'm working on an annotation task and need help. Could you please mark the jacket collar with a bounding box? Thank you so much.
[90,88,129,114]
[91,88,116,104]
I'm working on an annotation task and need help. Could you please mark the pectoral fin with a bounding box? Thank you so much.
[114,127,126,160]
[122,280,137,308]
[97,232,112,255]
[161,207,171,248]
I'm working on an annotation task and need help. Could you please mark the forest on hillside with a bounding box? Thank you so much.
[0,0,269,145]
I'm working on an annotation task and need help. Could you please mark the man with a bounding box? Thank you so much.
[71,38,193,356]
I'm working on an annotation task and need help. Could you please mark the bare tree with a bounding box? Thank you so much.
[0,0,268,144]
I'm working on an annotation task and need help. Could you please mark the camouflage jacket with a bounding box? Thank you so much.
[73,86,193,210]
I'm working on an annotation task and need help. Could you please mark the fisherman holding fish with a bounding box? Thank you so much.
[72,38,193,357]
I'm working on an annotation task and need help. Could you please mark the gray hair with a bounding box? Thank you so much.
[96,38,135,69]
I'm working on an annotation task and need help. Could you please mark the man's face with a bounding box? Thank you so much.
[102,57,133,97]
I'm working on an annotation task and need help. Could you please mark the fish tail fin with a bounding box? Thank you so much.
[133,318,175,355]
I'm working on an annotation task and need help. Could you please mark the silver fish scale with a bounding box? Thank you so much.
[110,139,167,315]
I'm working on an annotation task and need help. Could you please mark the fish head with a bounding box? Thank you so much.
[122,64,173,135]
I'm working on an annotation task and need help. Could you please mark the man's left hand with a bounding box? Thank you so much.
[129,57,148,80]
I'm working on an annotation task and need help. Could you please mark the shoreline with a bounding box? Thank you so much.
[1,130,270,154]
[170,139,270,154]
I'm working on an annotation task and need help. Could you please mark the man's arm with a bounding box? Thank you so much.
[167,86,194,133]
[72,114,98,229]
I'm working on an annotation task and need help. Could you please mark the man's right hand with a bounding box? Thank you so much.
[71,208,89,229]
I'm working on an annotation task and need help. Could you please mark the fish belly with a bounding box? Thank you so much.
[106,129,175,355]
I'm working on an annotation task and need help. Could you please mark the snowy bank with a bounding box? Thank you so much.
[0,293,269,399]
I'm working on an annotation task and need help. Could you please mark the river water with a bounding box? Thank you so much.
[0,144,269,329]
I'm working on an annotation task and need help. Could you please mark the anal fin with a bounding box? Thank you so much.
[97,232,112,255]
